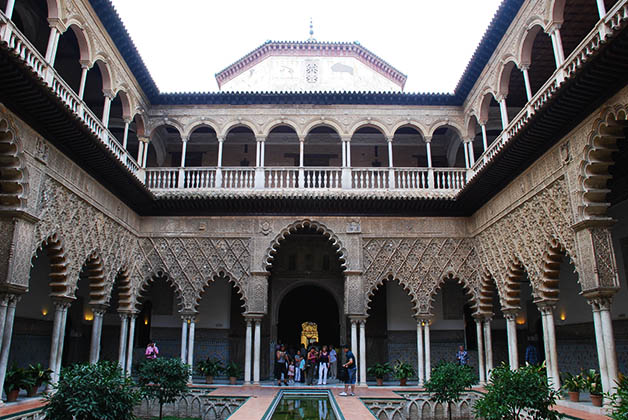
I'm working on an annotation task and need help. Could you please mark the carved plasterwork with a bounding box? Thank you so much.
[129,236,251,312]
[362,237,481,314]
[33,177,137,301]
[475,177,579,299]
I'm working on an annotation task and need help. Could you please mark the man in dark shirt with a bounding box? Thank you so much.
[340,344,356,396]
[525,342,539,365]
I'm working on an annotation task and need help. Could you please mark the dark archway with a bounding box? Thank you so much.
[277,285,340,348]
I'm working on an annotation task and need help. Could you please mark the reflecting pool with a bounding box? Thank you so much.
[265,390,341,420]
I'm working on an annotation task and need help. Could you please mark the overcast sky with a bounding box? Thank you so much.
[109,0,503,94]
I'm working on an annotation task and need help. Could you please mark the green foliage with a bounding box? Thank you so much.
[582,369,603,395]
[26,363,52,386]
[561,371,586,392]
[367,362,393,379]
[607,374,628,420]
[4,364,35,393]
[425,361,477,404]
[195,358,223,377]
[224,361,242,378]
[473,363,561,420]
[43,361,140,420]
[138,358,190,420]
[392,360,416,380]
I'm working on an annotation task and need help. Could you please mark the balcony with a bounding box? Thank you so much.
[145,166,467,195]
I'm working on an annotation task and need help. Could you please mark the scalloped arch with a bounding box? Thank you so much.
[192,270,248,312]
[133,270,186,312]
[31,234,70,298]
[365,275,418,315]
[264,219,347,271]
[0,116,29,208]
[426,272,479,315]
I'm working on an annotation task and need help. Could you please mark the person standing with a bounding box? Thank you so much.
[307,346,318,385]
[318,345,330,385]
[275,344,288,386]
[329,346,337,380]
[456,345,469,366]
[145,341,159,359]
[339,344,356,396]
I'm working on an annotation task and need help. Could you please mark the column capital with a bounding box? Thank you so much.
[414,314,433,324]
[546,22,562,33]
[348,315,368,323]
[423,135,432,144]
[138,135,150,144]
[496,94,507,103]
[537,301,557,314]
[180,312,197,322]
[502,309,519,321]
[51,296,74,309]
[89,304,108,316]
[123,116,133,125]
[341,135,352,142]
[102,89,115,100]
[518,64,530,71]
[386,136,394,143]
[587,295,613,311]
[217,136,225,143]
[79,60,91,70]
[298,135,306,143]
[462,137,474,144]
[255,135,266,143]
[243,313,264,322]
[118,312,131,321]
[181,135,189,143]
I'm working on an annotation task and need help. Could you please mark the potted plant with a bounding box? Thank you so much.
[367,362,392,386]
[393,360,415,386]
[561,371,585,402]
[583,369,603,407]
[25,363,52,397]
[225,361,242,385]
[4,365,34,402]
[196,358,224,384]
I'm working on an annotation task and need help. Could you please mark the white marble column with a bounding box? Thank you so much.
[5,0,15,19]
[483,319,494,375]
[187,317,196,382]
[480,124,488,151]
[416,320,424,385]
[180,137,188,167]
[49,300,70,386]
[0,297,9,360]
[217,137,225,167]
[350,319,358,368]
[299,138,305,168]
[0,295,19,400]
[244,319,252,384]
[78,64,89,100]
[476,319,486,384]
[467,140,476,166]
[101,93,113,128]
[137,139,145,165]
[463,141,470,168]
[598,298,619,394]
[387,137,394,168]
[359,320,367,386]
[540,305,560,391]
[498,97,509,129]
[346,138,351,167]
[89,307,106,363]
[125,315,136,376]
[253,319,261,384]
[122,118,131,149]
[424,321,431,381]
[425,138,433,168]
[142,141,149,168]
[596,0,607,18]
[550,26,565,66]
[180,317,188,363]
[504,312,519,370]
[45,26,60,64]
[520,65,533,101]
[590,301,610,392]
[118,314,129,370]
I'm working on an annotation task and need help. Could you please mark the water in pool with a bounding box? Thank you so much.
[269,395,337,420]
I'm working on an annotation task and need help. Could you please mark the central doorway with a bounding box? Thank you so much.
[277,285,340,347]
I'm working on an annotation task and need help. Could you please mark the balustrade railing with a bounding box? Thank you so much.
[0,13,142,179]
[222,167,255,189]
[471,0,627,178]
[265,168,299,189]
[303,168,342,189]
[433,169,467,189]
[352,168,389,189]
[393,168,429,189]
[183,167,216,189]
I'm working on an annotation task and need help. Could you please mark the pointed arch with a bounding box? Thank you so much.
[0,116,29,208]
[133,270,185,312]
[31,234,70,298]
[365,274,418,315]
[264,219,347,271]
[192,270,247,312]
[428,272,479,315]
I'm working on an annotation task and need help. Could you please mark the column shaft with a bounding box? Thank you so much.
[468,142,475,166]
[521,67,533,101]
[426,142,432,168]
[346,140,351,167]
[142,142,149,168]
[54,305,69,383]
[350,320,358,367]
[499,98,509,129]
[253,320,261,383]
[187,319,196,382]
[359,321,367,385]
[600,307,619,393]
[78,66,89,100]
[137,141,144,165]
[424,323,431,381]
[244,320,252,384]
[596,0,607,18]
[0,298,18,401]
[125,316,136,376]
[484,320,494,375]
[217,139,224,167]
[480,124,488,151]
[506,315,519,369]
[387,139,394,168]
[260,141,266,167]
[48,303,64,386]
[118,315,129,370]
[89,310,104,363]
[299,140,304,167]
[0,299,9,366]
[122,121,130,149]
[5,0,15,19]
[476,320,486,384]
[543,308,560,390]
[591,307,610,392]
[180,140,188,167]
[101,95,112,128]
[417,322,424,385]
[540,312,553,385]
[463,142,470,168]
[180,319,188,362]
[45,27,59,64]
